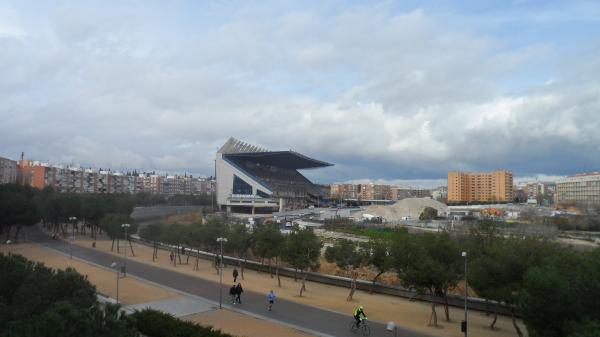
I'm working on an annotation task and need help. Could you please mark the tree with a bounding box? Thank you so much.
[520,248,600,337]
[282,227,323,296]
[225,223,252,280]
[99,213,137,256]
[252,223,284,286]
[325,239,364,301]
[359,238,393,294]
[0,254,137,337]
[419,207,438,220]
[0,184,40,242]
[391,231,461,326]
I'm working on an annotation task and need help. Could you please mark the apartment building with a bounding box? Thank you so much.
[555,172,600,206]
[329,183,358,199]
[448,170,513,203]
[0,156,17,184]
[392,187,432,200]
[17,160,213,196]
[357,183,393,200]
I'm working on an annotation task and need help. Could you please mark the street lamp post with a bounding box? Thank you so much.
[121,224,130,277]
[461,251,468,337]
[216,237,228,309]
[69,216,77,259]
[5,240,12,255]
[110,262,119,304]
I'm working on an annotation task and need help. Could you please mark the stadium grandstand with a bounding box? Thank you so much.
[216,137,333,214]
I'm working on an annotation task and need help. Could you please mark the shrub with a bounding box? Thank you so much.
[132,309,234,337]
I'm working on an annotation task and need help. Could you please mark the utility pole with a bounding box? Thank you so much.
[462,251,468,337]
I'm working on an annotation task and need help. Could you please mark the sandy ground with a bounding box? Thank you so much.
[70,234,527,337]
[184,310,314,337]
[0,243,179,306]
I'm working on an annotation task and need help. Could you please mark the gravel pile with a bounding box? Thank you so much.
[360,198,448,221]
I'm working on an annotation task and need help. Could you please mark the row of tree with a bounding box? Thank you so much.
[325,221,600,337]
[139,219,322,296]
[0,184,137,242]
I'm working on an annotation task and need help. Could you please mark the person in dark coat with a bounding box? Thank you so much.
[235,283,243,304]
[233,268,239,283]
[229,284,237,304]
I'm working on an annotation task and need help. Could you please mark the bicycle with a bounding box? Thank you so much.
[348,317,370,336]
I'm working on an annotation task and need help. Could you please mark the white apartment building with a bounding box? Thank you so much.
[556,173,600,206]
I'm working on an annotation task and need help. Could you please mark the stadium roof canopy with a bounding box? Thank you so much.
[219,137,332,170]
[224,151,332,169]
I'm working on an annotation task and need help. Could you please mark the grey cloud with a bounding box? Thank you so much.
[0,2,599,184]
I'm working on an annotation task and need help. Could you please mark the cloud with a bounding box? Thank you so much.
[0,1,599,184]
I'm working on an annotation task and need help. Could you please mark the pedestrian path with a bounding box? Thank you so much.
[124,296,216,317]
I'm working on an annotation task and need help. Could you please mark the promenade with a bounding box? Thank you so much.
[10,226,525,337]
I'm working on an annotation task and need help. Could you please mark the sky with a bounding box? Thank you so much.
[0,1,599,186]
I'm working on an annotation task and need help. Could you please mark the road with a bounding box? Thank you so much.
[26,227,434,337]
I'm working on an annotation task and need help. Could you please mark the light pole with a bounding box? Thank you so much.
[121,224,130,277]
[461,251,468,337]
[216,237,228,309]
[69,216,77,259]
[110,262,119,304]
[5,240,12,255]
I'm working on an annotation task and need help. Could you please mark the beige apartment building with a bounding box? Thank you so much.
[555,172,600,206]
[448,170,513,203]
[357,183,393,200]
[329,183,358,199]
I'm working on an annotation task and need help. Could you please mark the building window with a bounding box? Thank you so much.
[233,175,253,195]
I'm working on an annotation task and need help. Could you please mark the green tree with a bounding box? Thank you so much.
[0,254,137,337]
[225,223,252,280]
[325,239,364,301]
[520,248,600,337]
[360,238,393,294]
[282,227,323,296]
[99,213,137,255]
[252,223,284,286]
[419,207,438,220]
[392,231,461,326]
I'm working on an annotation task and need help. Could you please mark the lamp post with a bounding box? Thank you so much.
[461,251,468,337]
[121,224,130,277]
[216,237,228,309]
[69,216,77,259]
[110,262,119,304]
[5,240,12,255]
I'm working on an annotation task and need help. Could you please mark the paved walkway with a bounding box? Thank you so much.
[26,227,434,337]
[124,296,215,317]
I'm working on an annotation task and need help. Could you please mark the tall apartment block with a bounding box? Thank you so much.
[555,172,600,206]
[0,156,17,184]
[447,170,513,204]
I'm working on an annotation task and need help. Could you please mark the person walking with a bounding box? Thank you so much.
[233,268,239,283]
[267,290,276,311]
[229,284,237,304]
[235,282,243,304]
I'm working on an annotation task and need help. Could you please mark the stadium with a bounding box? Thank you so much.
[216,137,332,214]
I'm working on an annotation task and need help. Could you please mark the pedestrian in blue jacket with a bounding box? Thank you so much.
[267,290,276,311]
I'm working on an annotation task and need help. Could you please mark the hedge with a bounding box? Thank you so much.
[132,309,234,337]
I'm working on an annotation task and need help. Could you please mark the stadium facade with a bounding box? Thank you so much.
[216,138,332,214]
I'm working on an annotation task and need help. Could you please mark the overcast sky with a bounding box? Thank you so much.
[1,1,599,186]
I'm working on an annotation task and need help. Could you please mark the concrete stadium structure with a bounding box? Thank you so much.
[216,137,332,214]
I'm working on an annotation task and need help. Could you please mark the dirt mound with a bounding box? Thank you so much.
[361,198,448,222]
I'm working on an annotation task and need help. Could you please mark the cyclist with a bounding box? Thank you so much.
[353,305,367,328]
